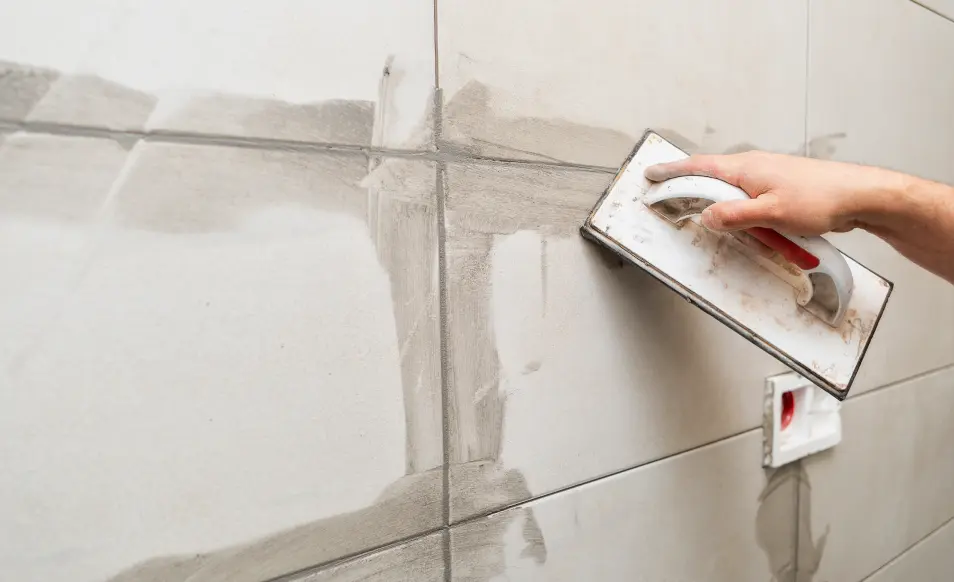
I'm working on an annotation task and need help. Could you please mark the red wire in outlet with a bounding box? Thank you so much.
[781,391,795,430]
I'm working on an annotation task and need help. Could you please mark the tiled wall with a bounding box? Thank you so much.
[1,1,952,581]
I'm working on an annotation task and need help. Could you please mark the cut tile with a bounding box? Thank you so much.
[438,0,807,167]
[450,430,797,582]
[865,518,954,582]
[0,143,442,582]
[291,533,445,582]
[444,161,788,521]
[0,0,435,146]
[809,0,954,392]
[797,367,954,582]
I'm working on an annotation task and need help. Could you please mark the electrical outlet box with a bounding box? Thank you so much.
[762,372,842,468]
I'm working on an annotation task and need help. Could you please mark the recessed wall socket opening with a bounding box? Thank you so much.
[763,371,842,468]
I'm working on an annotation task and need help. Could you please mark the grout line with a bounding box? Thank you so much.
[433,0,441,89]
[436,163,450,533]
[0,118,615,174]
[858,513,954,581]
[910,0,954,24]
[803,0,811,157]
[793,461,803,581]
[797,2,810,573]
[449,427,760,528]
[265,526,446,582]
[442,528,452,582]
[433,82,454,582]
[849,362,954,403]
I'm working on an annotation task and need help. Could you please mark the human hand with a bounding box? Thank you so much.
[645,150,954,284]
[643,151,899,236]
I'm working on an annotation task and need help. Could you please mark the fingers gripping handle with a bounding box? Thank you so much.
[642,175,855,328]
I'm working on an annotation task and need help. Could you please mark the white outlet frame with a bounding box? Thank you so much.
[762,372,842,468]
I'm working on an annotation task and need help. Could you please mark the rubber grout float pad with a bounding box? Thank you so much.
[580,129,893,400]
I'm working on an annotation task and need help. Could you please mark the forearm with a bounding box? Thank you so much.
[854,170,954,283]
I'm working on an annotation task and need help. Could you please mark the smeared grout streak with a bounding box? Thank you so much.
[441,80,636,168]
[285,532,445,582]
[111,142,370,232]
[444,162,612,497]
[449,506,546,582]
[445,230,505,466]
[365,155,443,474]
[795,462,829,582]
[107,470,443,582]
[806,132,847,160]
[540,237,548,316]
[0,61,59,121]
[439,157,629,577]
[27,74,157,131]
[522,360,542,375]
[756,464,801,582]
[151,94,375,147]
[0,132,131,223]
[374,56,396,149]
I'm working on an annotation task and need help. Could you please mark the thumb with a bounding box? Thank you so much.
[702,196,780,231]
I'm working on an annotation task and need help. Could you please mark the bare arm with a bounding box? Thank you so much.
[645,152,954,284]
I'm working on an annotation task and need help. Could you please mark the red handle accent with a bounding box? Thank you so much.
[746,227,820,270]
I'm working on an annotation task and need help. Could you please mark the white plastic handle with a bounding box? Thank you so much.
[643,175,854,327]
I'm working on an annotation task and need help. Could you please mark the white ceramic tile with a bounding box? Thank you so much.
[451,430,797,582]
[808,0,954,393]
[444,161,788,521]
[0,141,442,581]
[797,367,954,582]
[438,0,807,167]
[0,0,435,147]
[292,533,445,582]
[866,518,954,582]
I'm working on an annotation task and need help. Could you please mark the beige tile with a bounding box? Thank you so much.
[0,144,442,582]
[438,0,807,167]
[0,0,435,147]
[797,367,954,581]
[292,533,445,582]
[450,430,797,582]
[866,518,954,582]
[809,0,954,393]
[444,161,788,521]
